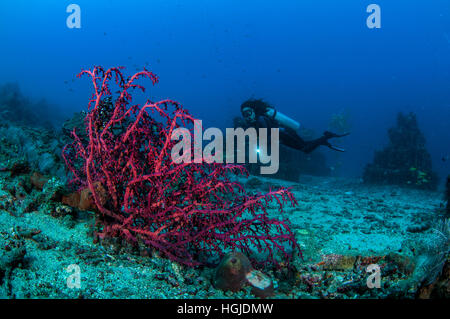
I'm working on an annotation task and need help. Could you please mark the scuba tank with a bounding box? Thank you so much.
[265,108,301,131]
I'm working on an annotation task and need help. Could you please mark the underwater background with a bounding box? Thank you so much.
[0,0,449,299]
[1,0,449,183]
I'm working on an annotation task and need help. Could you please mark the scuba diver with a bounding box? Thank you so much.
[240,99,349,153]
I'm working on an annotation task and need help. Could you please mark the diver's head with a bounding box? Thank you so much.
[240,99,271,124]
[241,106,256,123]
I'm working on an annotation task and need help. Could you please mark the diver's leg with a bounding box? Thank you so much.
[280,131,346,153]
[279,131,311,152]
[299,139,325,153]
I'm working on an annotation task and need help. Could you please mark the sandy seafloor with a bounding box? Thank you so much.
[0,170,447,299]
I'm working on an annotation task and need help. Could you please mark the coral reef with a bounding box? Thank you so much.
[416,218,450,298]
[0,123,66,179]
[0,170,446,298]
[0,232,26,297]
[363,112,438,190]
[0,83,62,129]
[62,66,300,268]
[417,258,450,299]
[0,118,70,220]
[0,83,37,126]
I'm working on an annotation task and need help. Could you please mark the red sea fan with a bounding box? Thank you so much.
[62,66,301,268]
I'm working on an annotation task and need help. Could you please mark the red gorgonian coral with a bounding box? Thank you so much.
[62,66,301,268]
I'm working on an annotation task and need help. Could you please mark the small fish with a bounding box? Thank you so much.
[443,155,449,162]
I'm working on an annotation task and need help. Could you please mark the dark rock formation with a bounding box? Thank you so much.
[363,112,438,190]
[0,82,60,129]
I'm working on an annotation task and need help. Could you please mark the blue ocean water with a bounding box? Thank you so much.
[0,1,450,301]
[0,0,449,183]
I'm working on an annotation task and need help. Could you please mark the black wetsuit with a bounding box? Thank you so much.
[253,115,341,153]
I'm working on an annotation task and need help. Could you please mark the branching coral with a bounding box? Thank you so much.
[62,66,300,268]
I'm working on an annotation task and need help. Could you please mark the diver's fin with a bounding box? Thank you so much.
[327,144,346,152]
[324,131,350,139]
